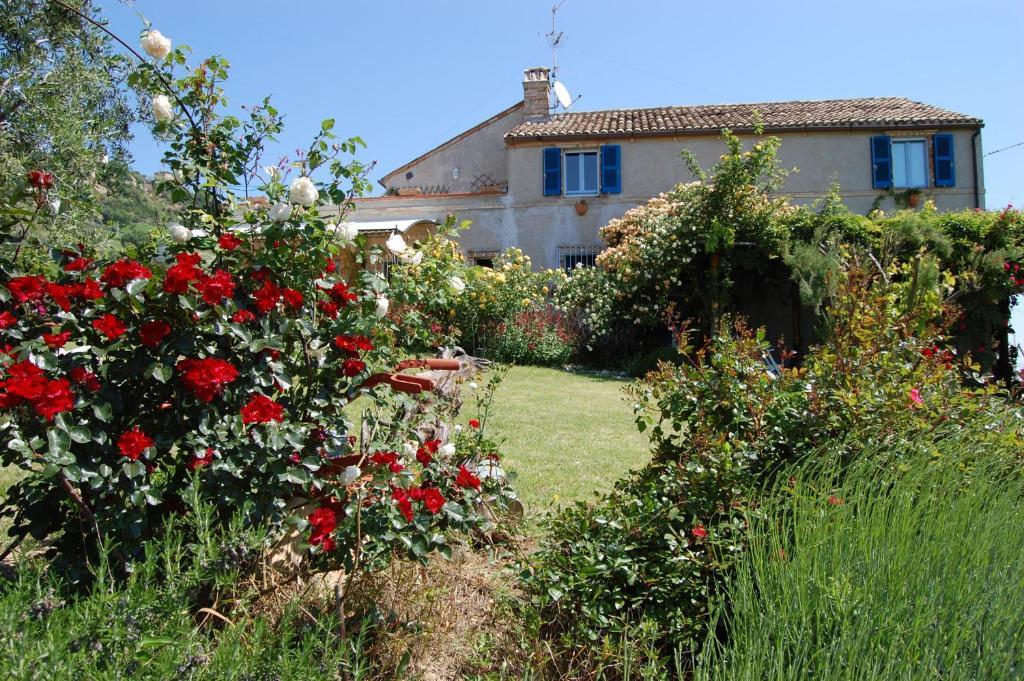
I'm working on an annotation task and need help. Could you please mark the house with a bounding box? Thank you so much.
[347,67,985,272]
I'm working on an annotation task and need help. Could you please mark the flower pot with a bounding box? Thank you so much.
[907,193,920,208]
[575,200,588,216]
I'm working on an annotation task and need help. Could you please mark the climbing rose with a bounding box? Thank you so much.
[456,465,481,490]
[167,222,191,243]
[176,358,239,402]
[163,252,202,294]
[218,233,243,250]
[139,320,171,347]
[42,331,71,349]
[333,334,373,353]
[27,170,55,190]
[909,387,924,407]
[385,233,408,256]
[92,314,126,340]
[0,311,15,329]
[140,29,172,60]
[289,176,319,207]
[118,427,154,460]
[692,524,708,540]
[468,419,480,429]
[187,447,215,471]
[375,296,389,318]
[416,439,440,466]
[392,488,414,522]
[69,366,101,392]
[101,259,152,288]
[64,257,92,272]
[152,94,173,123]
[240,394,285,424]
[195,269,235,305]
[252,279,281,314]
[268,203,292,223]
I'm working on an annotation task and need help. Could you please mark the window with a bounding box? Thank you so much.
[469,250,499,268]
[543,145,621,196]
[565,151,599,195]
[891,139,927,188]
[557,245,603,274]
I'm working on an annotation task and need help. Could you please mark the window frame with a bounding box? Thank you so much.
[890,137,929,189]
[563,149,600,196]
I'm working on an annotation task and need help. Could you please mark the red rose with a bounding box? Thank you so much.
[64,257,93,272]
[0,311,17,329]
[252,279,281,314]
[42,331,71,349]
[176,358,239,402]
[370,451,399,467]
[240,394,285,424]
[72,278,104,301]
[416,439,440,466]
[118,427,154,460]
[468,419,480,429]
[341,358,365,377]
[323,257,337,275]
[27,169,54,189]
[420,487,445,514]
[456,465,481,491]
[333,334,373,353]
[282,288,303,308]
[326,281,358,306]
[195,269,235,305]
[691,524,708,540]
[69,366,101,392]
[218,233,243,250]
[92,314,126,340]
[308,506,338,550]
[187,447,215,471]
[318,301,339,319]
[46,283,72,311]
[3,361,46,401]
[231,309,256,324]
[34,378,74,420]
[392,487,414,522]
[162,252,202,294]
[7,276,48,304]
[101,259,152,288]
[828,495,845,506]
[139,320,171,348]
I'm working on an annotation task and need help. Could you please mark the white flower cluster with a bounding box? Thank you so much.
[140,30,171,60]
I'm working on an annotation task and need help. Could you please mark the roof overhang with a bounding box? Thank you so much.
[348,218,438,236]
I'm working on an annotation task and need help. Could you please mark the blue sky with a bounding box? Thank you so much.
[104,0,1023,208]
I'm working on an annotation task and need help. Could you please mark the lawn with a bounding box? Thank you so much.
[484,366,650,517]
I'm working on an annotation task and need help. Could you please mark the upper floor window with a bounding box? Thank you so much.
[871,133,956,190]
[543,145,621,196]
[892,139,927,188]
[565,151,599,195]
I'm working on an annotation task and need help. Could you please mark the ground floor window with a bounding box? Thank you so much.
[469,250,499,268]
[557,245,603,274]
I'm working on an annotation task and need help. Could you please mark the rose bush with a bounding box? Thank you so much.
[0,29,514,575]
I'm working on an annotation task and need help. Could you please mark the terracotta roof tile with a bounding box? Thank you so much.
[505,97,980,141]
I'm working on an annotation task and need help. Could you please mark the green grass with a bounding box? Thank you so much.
[485,366,650,518]
[696,432,1024,680]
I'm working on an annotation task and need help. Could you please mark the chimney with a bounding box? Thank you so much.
[522,67,551,120]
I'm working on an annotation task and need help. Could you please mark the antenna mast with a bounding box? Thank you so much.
[545,0,568,102]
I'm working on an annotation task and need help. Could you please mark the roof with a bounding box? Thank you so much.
[347,218,437,235]
[504,97,981,142]
[379,101,524,187]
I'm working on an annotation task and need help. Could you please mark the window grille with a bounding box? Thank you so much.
[557,245,603,274]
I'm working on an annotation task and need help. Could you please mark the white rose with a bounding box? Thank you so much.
[48,198,61,215]
[289,176,318,207]
[167,222,191,243]
[264,165,278,179]
[375,295,390,318]
[385,233,408,255]
[440,443,456,458]
[140,29,171,60]
[340,465,361,485]
[449,276,466,294]
[152,94,173,123]
[468,382,479,390]
[340,222,359,243]
[403,442,417,457]
[454,424,463,434]
[268,203,292,223]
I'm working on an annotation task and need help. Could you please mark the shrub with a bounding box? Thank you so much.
[481,304,580,367]
[0,29,513,580]
[520,258,1019,672]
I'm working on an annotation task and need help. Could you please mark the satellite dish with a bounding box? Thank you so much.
[553,80,572,110]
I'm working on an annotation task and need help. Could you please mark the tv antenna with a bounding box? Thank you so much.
[544,0,581,111]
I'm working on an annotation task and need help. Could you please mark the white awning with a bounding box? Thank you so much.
[349,218,437,234]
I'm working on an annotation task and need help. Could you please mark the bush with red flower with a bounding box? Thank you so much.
[0,37,514,576]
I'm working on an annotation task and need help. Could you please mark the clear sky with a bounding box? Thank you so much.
[103,0,1022,207]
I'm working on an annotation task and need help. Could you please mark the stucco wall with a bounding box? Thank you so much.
[356,124,984,272]
[380,103,525,194]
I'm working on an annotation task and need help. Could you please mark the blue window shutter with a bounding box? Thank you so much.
[543,147,561,196]
[600,144,622,194]
[871,135,892,189]
[933,133,955,187]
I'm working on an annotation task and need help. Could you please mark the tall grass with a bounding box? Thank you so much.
[696,430,1024,680]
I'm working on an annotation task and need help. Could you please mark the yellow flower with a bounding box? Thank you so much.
[521,298,531,307]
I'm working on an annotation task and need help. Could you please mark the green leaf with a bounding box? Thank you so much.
[93,402,113,422]
[69,426,92,444]
[47,428,71,458]
[147,362,173,383]
[321,118,335,132]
